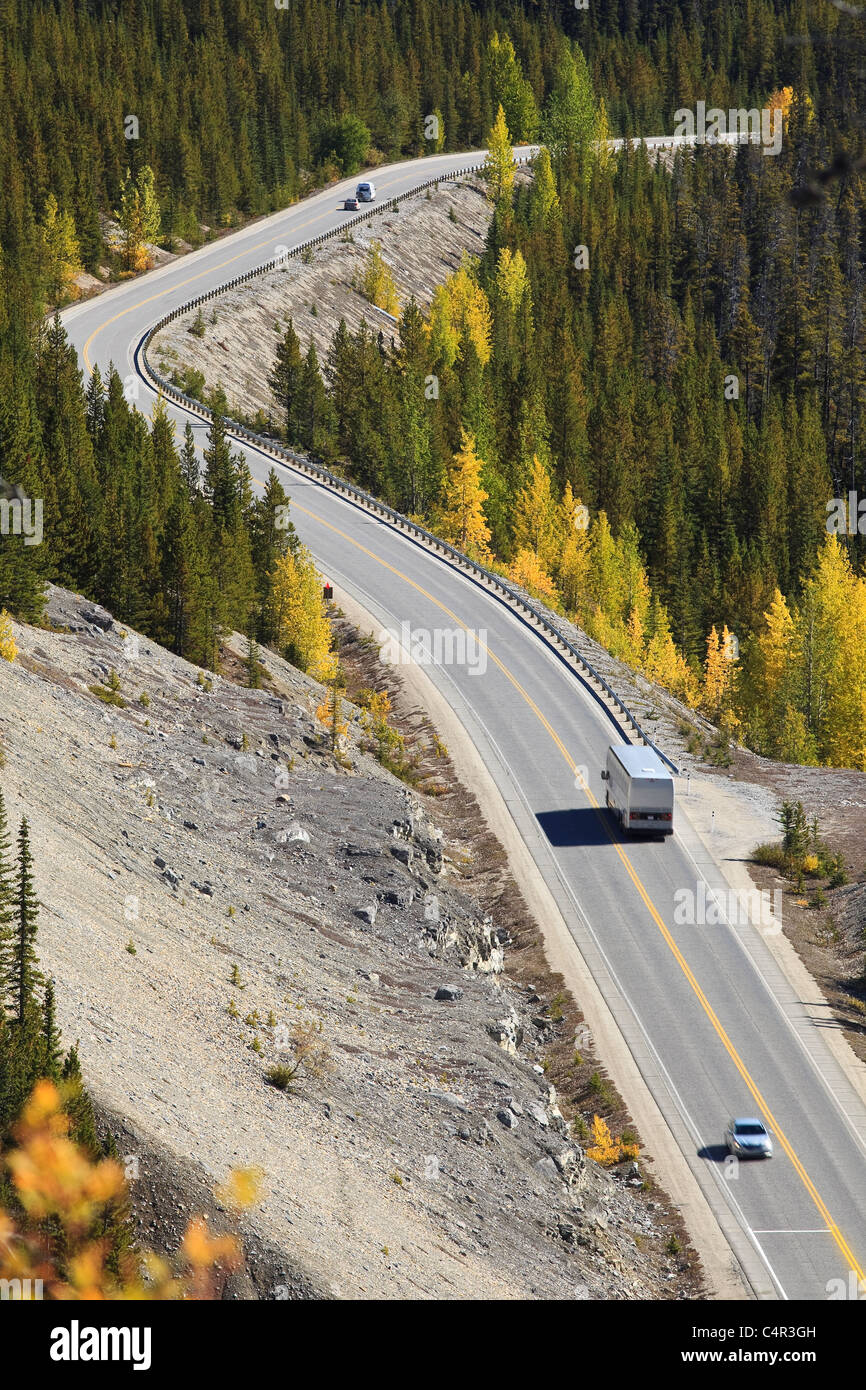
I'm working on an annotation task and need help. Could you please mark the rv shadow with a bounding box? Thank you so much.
[535,807,611,847]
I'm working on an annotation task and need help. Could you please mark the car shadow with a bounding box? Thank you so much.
[698,1144,731,1164]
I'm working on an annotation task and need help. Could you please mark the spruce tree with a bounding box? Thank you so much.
[0,788,14,1016]
[12,817,41,1027]
[268,320,304,445]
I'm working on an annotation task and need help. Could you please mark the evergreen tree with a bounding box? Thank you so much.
[0,789,14,1015]
[269,320,304,445]
[12,817,41,1027]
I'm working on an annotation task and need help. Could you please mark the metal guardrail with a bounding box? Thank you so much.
[139,150,680,776]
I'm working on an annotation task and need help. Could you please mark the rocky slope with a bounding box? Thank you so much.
[0,587,694,1300]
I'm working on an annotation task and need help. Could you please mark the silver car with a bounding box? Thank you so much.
[725,1117,773,1158]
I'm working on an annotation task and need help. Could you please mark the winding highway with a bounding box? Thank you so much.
[61,141,866,1301]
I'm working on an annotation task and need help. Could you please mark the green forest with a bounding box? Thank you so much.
[1,0,865,768]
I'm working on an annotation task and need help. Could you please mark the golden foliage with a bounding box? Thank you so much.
[436,429,492,562]
[0,609,17,662]
[507,548,560,606]
[585,1113,639,1168]
[513,454,557,567]
[495,246,531,314]
[482,103,515,204]
[428,257,492,368]
[268,545,334,679]
[0,1081,255,1299]
[702,624,739,725]
[742,538,866,767]
[38,194,81,303]
[361,240,400,316]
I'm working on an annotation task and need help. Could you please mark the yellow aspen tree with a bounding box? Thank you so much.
[703,626,727,716]
[587,510,625,622]
[427,281,460,368]
[437,430,492,561]
[555,486,591,615]
[507,548,560,606]
[512,454,557,567]
[799,537,866,767]
[644,603,699,705]
[741,589,801,758]
[427,260,492,368]
[0,609,17,662]
[361,241,399,315]
[451,259,492,366]
[482,104,514,204]
[494,246,531,315]
[268,546,334,679]
[624,605,646,667]
[756,589,797,703]
[39,194,81,303]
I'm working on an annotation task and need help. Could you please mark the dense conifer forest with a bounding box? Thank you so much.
[1,0,865,768]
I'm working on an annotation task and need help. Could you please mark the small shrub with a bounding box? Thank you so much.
[190,308,206,338]
[138,691,150,707]
[125,939,137,955]
[751,843,788,871]
[265,1064,293,1090]
[571,1115,590,1144]
[263,1021,332,1091]
[89,677,126,708]
[227,999,239,1018]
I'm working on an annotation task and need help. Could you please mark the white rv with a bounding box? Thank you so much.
[356,180,376,202]
[601,744,674,836]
